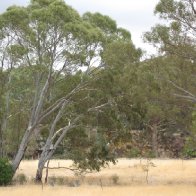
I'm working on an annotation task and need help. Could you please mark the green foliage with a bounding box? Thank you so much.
[183,148,196,158]
[143,0,195,158]
[103,41,141,67]
[192,110,196,132]
[128,148,141,158]
[183,110,196,158]
[64,126,116,173]
[83,12,117,34]
[7,44,28,60]
[0,158,13,186]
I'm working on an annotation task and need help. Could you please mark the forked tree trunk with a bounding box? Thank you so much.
[36,159,50,183]
[35,151,52,182]
[35,117,78,182]
[36,162,45,182]
[35,128,72,182]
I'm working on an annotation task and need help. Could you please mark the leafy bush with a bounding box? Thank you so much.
[183,111,196,158]
[48,176,64,186]
[183,148,196,158]
[14,173,27,185]
[0,158,13,186]
[111,174,119,185]
[128,148,140,158]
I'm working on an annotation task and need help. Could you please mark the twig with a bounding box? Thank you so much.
[43,166,79,172]
[99,178,103,190]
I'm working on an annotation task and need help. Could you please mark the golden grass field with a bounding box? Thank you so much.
[1,159,196,196]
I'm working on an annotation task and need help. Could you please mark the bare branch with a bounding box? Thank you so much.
[40,98,65,118]
[48,100,68,137]
[168,80,196,98]
[88,101,111,113]
[43,166,78,172]
[173,93,196,103]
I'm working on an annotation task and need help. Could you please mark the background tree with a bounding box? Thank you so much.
[143,0,195,156]
[144,0,196,102]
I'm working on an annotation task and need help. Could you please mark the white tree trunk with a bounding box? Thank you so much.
[12,126,33,172]
[35,124,75,182]
[12,76,51,173]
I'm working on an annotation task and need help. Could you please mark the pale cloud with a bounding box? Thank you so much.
[0,0,29,12]
[66,0,158,12]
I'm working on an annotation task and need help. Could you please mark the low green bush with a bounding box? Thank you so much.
[0,158,13,186]
[183,148,196,158]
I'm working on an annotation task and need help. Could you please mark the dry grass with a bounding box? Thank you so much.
[16,158,196,185]
[1,185,196,196]
[1,159,196,195]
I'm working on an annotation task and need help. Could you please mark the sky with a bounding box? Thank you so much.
[0,0,162,55]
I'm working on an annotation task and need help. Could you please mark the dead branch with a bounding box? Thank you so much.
[168,80,196,102]
[173,93,196,103]
[43,166,78,171]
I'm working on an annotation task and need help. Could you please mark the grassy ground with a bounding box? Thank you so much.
[1,159,196,195]
[1,185,196,196]
[16,158,196,185]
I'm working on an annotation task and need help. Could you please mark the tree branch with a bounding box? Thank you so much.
[168,80,196,98]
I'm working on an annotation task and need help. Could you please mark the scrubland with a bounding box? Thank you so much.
[1,159,196,196]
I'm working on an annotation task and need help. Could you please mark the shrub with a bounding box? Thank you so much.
[128,148,140,158]
[183,148,196,158]
[111,174,119,185]
[0,158,13,186]
[55,176,68,185]
[14,173,27,185]
[48,176,66,186]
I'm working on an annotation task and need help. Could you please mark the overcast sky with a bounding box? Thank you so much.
[0,0,161,55]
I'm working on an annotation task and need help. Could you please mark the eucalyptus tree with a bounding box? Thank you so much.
[0,0,105,174]
[143,0,196,126]
[0,13,25,157]
[34,8,142,182]
[144,0,196,103]
[143,0,196,156]
[0,0,141,181]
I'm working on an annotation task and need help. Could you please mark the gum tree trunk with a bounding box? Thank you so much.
[36,160,46,182]
[11,126,33,172]
[11,77,51,174]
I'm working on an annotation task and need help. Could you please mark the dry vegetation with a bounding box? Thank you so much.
[1,185,196,196]
[1,159,196,196]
